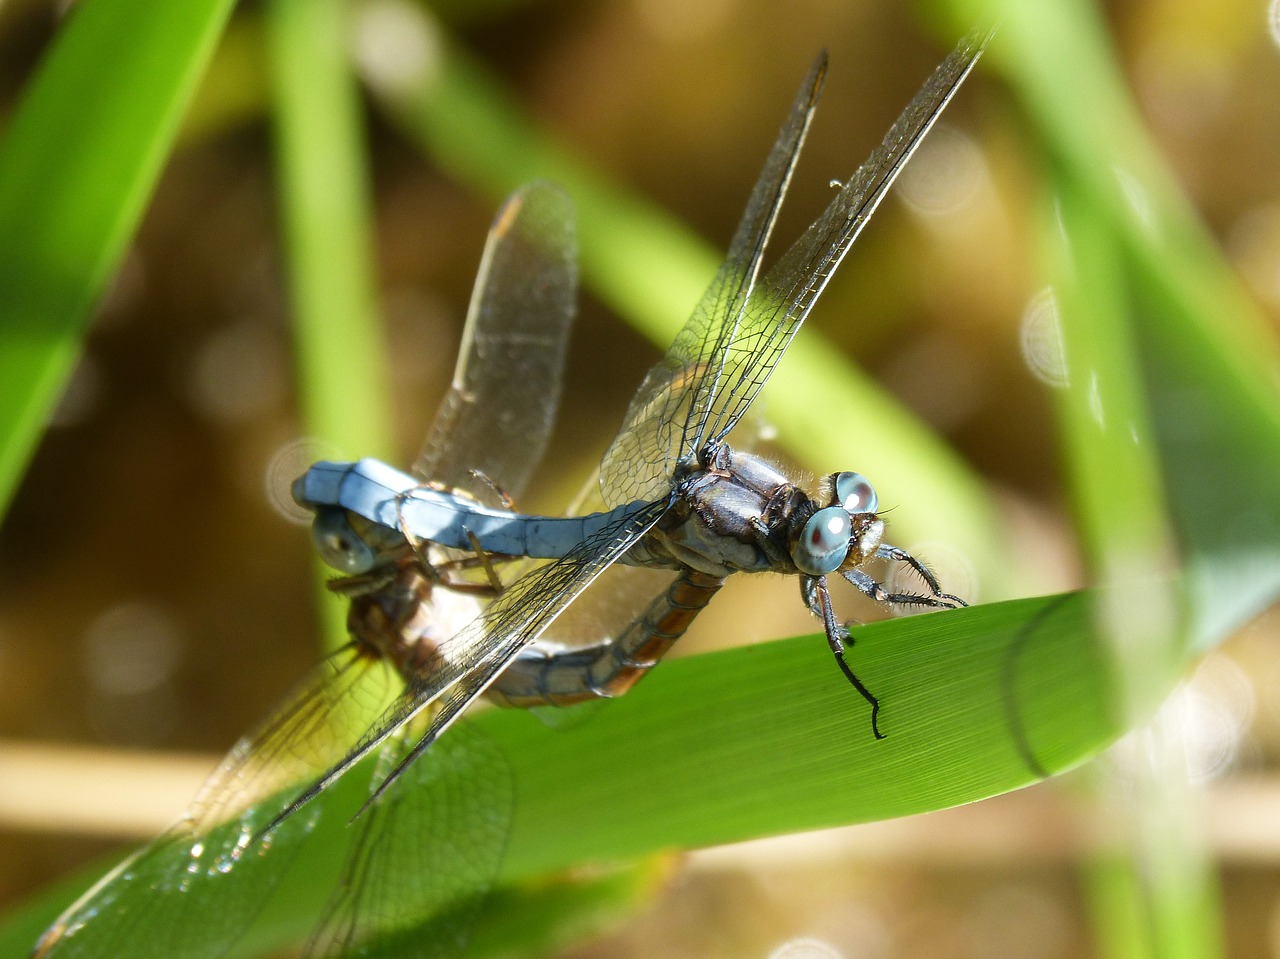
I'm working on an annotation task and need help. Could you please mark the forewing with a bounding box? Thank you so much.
[412,181,577,504]
[34,647,399,959]
[697,28,991,449]
[596,55,826,506]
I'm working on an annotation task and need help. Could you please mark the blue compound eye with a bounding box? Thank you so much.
[833,471,877,514]
[311,509,377,575]
[794,506,852,576]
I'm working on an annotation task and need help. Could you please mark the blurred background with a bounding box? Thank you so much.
[2,0,1280,956]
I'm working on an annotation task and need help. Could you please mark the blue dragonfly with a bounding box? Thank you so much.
[33,181,579,958]
[289,29,987,821]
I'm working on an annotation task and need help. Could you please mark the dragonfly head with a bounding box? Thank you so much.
[309,508,402,576]
[790,471,884,576]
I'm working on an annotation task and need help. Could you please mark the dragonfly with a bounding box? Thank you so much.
[288,28,987,820]
[33,181,579,958]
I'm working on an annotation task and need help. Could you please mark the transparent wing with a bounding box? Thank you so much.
[33,647,400,959]
[273,500,668,818]
[696,29,990,451]
[596,54,826,506]
[412,181,577,504]
[598,29,989,507]
[304,722,513,959]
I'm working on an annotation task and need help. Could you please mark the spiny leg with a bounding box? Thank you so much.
[465,528,505,594]
[466,468,516,510]
[873,544,967,608]
[393,489,436,573]
[842,567,961,611]
[810,576,884,740]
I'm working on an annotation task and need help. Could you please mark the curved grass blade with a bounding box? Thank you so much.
[4,590,1147,956]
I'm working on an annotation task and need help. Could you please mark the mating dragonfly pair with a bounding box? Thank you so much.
[36,28,987,959]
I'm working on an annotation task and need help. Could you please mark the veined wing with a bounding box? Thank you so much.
[412,181,577,504]
[296,176,579,954]
[596,55,826,507]
[33,646,401,959]
[690,29,990,452]
[271,499,668,821]
[597,30,989,508]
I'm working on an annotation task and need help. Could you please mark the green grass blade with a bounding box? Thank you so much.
[268,0,392,461]
[267,0,394,650]
[1131,249,1280,648]
[490,592,1114,875]
[0,0,236,517]
[1042,169,1183,704]
[1,590,1132,957]
[1044,167,1215,959]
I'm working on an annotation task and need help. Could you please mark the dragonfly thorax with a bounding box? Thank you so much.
[649,451,886,579]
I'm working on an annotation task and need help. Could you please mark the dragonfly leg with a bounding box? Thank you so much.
[466,468,516,510]
[392,490,436,573]
[874,544,967,608]
[389,484,511,595]
[812,576,884,739]
[465,528,505,594]
[388,491,511,597]
[844,558,962,609]
[800,575,823,618]
[426,550,519,595]
[842,565,965,612]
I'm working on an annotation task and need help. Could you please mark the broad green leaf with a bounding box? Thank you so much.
[4,591,1122,958]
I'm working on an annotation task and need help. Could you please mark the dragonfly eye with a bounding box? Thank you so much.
[311,509,377,575]
[794,506,852,576]
[832,471,877,514]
